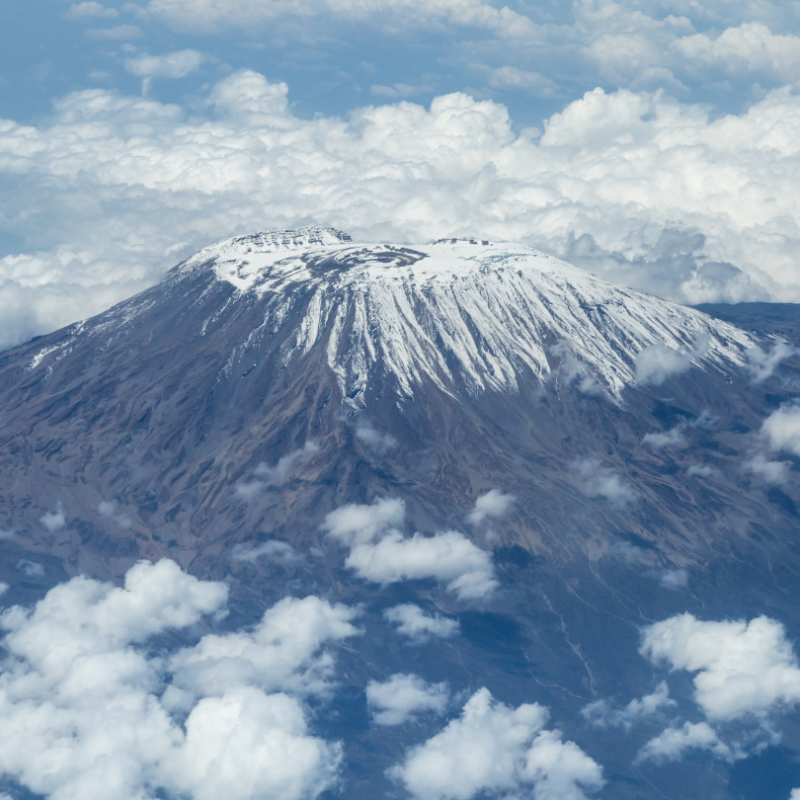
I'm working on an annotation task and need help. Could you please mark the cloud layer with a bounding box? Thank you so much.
[5,69,800,349]
[0,559,356,800]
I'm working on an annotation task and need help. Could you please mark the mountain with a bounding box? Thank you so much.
[1,227,800,800]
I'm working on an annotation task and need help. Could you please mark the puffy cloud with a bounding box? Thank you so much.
[635,721,734,765]
[7,71,800,350]
[635,335,709,386]
[640,613,800,721]
[658,568,689,590]
[550,341,601,395]
[0,559,352,800]
[390,687,604,800]
[466,490,515,526]
[687,464,717,478]
[323,498,406,548]
[39,503,66,532]
[16,559,45,578]
[366,673,449,725]
[582,681,675,730]
[255,441,320,484]
[354,421,398,454]
[230,540,299,564]
[643,425,686,448]
[746,341,796,383]
[745,402,800,484]
[383,603,460,643]
[324,499,497,600]
[97,500,132,528]
[574,459,638,507]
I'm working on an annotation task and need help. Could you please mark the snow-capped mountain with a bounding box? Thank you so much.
[0,228,800,800]
[169,227,755,399]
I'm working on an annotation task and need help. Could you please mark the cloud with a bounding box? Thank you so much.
[125,50,205,79]
[574,459,638,507]
[635,721,734,765]
[550,341,601,395]
[687,464,716,478]
[746,341,796,383]
[582,681,675,731]
[643,424,687,448]
[0,560,352,800]
[16,559,45,578]
[84,24,143,38]
[323,499,497,600]
[658,568,689,590]
[98,500,132,528]
[383,603,460,643]
[0,529,13,541]
[230,540,299,564]
[635,335,709,386]
[65,2,119,18]
[236,442,321,499]
[7,72,800,350]
[39,503,66,532]
[390,687,604,800]
[367,674,449,725]
[323,498,406,547]
[487,67,558,97]
[745,402,800,483]
[354,421,397,454]
[640,613,800,721]
[255,441,321,484]
[466,490,515,526]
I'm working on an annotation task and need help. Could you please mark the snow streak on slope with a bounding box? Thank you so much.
[141,226,757,402]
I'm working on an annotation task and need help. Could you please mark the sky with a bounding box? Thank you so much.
[3,0,800,348]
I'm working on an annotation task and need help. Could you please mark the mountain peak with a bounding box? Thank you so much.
[171,230,755,401]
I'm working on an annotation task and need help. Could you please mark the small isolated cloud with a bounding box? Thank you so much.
[367,674,449,726]
[745,403,800,484]
[16,560,44,578]
[550,341,601,395]
[255,441,320,484]
[390,687,604,800]
[125,50,205,79]
[65,2,119,18]
[323,499,497,600]
[640,613,800,721]
[635,335,709,386]
[746,341,796,384]
[0,529,14,541]
[85,24,143,38]
[98,500,132,528]
[582,681,675,731]
[230,540,298,564]
[0,560,350,800]
[636,721,734,765]
[687,464,717,478]
[658,568,689,590]
[466,490,515,526]
[371,84,421,99]
[643,425,686,448]
[0,583,8,596]
[574,458,638,507]
[355,421,397,454]
[383,604,460,643]
[39,503,66,532]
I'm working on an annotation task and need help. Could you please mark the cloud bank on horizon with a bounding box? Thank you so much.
[2,0,800,349]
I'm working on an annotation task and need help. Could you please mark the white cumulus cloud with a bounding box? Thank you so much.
[383,603,460,643]
[640,613,800,721]
[0,559,354,800]
[466,490,515,526]
[582,681,675,731]
[390,687,604,800]
[635,721,734,765]
[574,458,638,507]
[643,425,687,448]
[367,673,449,725]
[323,499,497,600]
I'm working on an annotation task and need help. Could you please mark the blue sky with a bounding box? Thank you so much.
[2,0,800,348]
